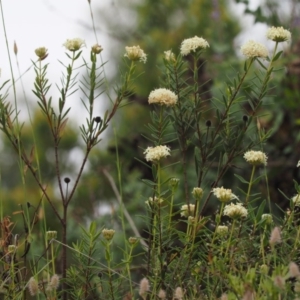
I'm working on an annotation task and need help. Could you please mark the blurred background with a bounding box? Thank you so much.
[0,0,300,268]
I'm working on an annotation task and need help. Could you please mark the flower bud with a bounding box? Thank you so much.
[192,187,203,201]
[35,47,48,60]
[46,231,57,240]
[92,44,103,54]
[102,228,115,241]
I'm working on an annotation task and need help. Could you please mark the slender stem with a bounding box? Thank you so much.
[245,165,256,206]
[225,219,236,258]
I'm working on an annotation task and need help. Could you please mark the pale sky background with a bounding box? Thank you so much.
[0,0,283,123]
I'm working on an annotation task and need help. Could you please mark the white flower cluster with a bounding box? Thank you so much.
[261,214,273,224]
[223,202,248,219]
[102,228,115,241]
[148,88,178,107]
[267,26,291,42]
[180,36,209,56]
[145,196,163,206]
[124,45,147,63]
[144,145,170,162]
[216,225,228,236]
[63,38,85,52]
[212,187,238,203]
[180,204,195,217]
[241,40,268,59]
[164,50,176,62]
[244,150,268,166]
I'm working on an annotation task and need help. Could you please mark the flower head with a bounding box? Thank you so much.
[269,226,281,246]
[35,47,48,60]
[91,44,103,54]
[46,231,57,241]
[180,204,195,217]
[145,196,163,207]
[223,202,248,219]
[148,88,178,107]
[192,187,203,201]
[241,40,268,59]
[28,277,39,296]
[102,228,115,241]
[124,45,147,63]
[180,36,209,56]
[289,262,300,278]
[139,277,150,300]
[144,145,170,162]
[174,287,184,300]
[164,50,176,62]
[158,289,167,299]
[292,194,300,206]
[261,214,273,224]
[212,187,238,203]
[273,276,285,289]
[63,38,85,52]
[244,150,268,166]
[216,225,228,236]
[48,274,60,291]
[267,26,291,42]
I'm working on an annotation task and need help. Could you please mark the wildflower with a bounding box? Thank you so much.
[269,226,281,246]
[289,262,300,278]
[47,274,60,291]
[28,277,39,296]
[261,214,273,224]
[174,287,184,300]
[91,44,103,54]
[139,277,150,300]
[63,38,85,52]
[102,228,115,241]
[241,40,268,59]
[124,45,147,63]
[148,88,178,107]
[164,50,176,62]
[223,202,248,219]
[244,150,268,166]
[192,187,203,201]
[35,47,48,60]
[267,26,291,42]
[297,160,300,168]
[145,196,163,206]
[46,231,57,241]
[180,36,209,56]
[292,194,300,206]
[260,264,269,275]
[273,275,285,289]
[158,289,167,299]
[180,204,195,217]
[216,225,228,236]
[169,178,180,189]
[212,187,238,203]
[144,145,171,162]
[128,237,139,245]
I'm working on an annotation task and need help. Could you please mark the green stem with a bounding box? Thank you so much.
[245,165,256,206]
[225,219,236,258]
